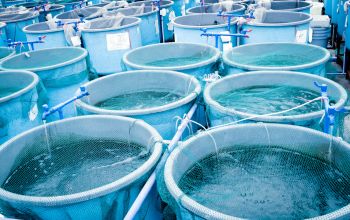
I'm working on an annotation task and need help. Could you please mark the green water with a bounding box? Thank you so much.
[0,87,23,98]
[179,147,350,219]
[215,85,325,116]
[143,54,211,67]
[2,138,150,196]
[95,90,184,110]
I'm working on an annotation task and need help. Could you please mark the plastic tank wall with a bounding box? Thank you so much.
[222,43,330,76]
[0,47,89,121]
[0,115,163,220]
[163,123,350,219]
[204,71,347,132]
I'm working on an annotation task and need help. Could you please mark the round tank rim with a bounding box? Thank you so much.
[173,13,238,29]
[110,6,158,17]
[164,123,350,220]
[23,21,64,34]
[0,115,163,206]
[0,70,39,103]
[203,70,348,122]
[54,6,102,20]
[271,1,313,12]
[129,0,175,8]
[42,4,66,12]
[245,11,312,27]
[122,42,221,71]
[222,42,330,71]
[74,70,202,116]
[186,2,246,14]
[0,47,88,72]
[80,16,142,33]
[0,47,15,62]
[0,11,39,23]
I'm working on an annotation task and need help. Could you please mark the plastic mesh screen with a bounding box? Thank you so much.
[177,146,350,219]
[1,135,151,196]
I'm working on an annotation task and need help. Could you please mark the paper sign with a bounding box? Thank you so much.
[71,36,81,47]
[295,30,307,43]
[106,32,130,51]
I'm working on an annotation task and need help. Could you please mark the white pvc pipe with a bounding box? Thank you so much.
[124,103,198,220]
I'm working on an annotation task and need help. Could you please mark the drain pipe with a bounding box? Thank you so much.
[200,28,250,50]
[124,103,198,220]
[42,86,89,121]
[6,36,46,51]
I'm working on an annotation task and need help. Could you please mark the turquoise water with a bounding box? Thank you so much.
[0,87,23,99]
[95,90,184,110]
[2,138,150,196]
[179,147,350,219]
[215,85,324,116]
[143,54,211,67]
[231,49,324,67]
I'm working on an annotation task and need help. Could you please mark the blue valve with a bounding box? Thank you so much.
[55,18,84,32]
[314,81,328,94]
[6,36,46,51]
[42,86,89,121]
[200,28,250,49]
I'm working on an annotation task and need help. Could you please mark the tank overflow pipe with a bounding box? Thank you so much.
[217,10,255,31]
[124,103,198,220]
[152,0,164,43]
[200,28,250,49]
[314,82,347,135]
[5,36,46,51]
[56,18,85,33]
[42,86,89,121]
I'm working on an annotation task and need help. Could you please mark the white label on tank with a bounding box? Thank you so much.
[295,30,307,43]
[29,104,38,121]
[71,36,81,47]
[106,32,130,51]
[155,19,159,34]
[88,1,93,5]
[309,28,313,43]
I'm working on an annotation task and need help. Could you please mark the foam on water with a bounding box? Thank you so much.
[179,147,350,219]
[143,54,212,67]
[0,87,23,99]
[215,85,326,116]
[95,90,184,110]
[2,138,150,196]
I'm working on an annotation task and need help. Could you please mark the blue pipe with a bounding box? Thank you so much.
[200,28,250,49]
[42,86,89,121]
[55,18,84,32]
[152,0,164,43]
[314,81,347,135]
[6,36,46,51]
[217,10,255,31]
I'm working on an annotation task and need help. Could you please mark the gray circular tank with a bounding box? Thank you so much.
[0,115,163,219]
[163,123,350,219]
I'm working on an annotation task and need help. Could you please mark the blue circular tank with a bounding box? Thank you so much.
[23,21,67,50]
[0,47,89,121]
[0,70,43,144]
[81,16,142,76]
[75,70,201,139]
[241,10,312,44]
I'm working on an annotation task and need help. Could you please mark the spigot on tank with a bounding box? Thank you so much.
[41,86,90,121]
